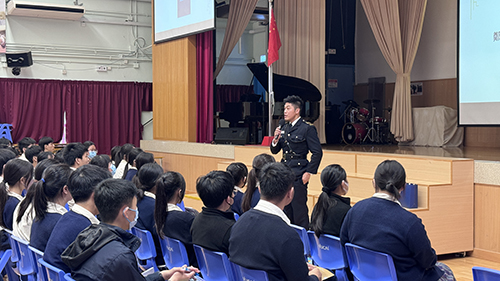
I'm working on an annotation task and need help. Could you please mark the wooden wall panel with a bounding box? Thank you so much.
[152,36,197,142]
[473,183,500,261]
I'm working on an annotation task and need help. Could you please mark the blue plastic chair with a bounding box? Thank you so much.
[290,224,311,258]
[193,245,236,281]
[344,243,397,281]
[472,266,500,281]
[38,258,66,281]
[11,235,37,281]
[4,229,20,264]
[63,273,75,281]
[307,231,348,281]
[0,124,13,142]
[29,246,46,281]
[159,236,189,269]
[132,227,159,272]
[231,263,269,281]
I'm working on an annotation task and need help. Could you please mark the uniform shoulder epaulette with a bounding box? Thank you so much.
[304,120,314,126]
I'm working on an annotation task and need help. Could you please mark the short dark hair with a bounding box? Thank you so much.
[94,179,137,223]
[37,151,54,162]
[89,155,111,170]
[258,162,294,202]
[25,145,42,163]
[226,162,248,186]
[374,160,406,199]
[283,95,304,114]
[68,164,111,203]
[134,152,155,171]
[18,137,36,153]
[0,149,17,175]
[83,141,95,150]
[110,145,122,164]
[34,159,60,181]
[62,143,87,166]
[38,136,54,150]
[0,137,12,148]
[196,171,234,208]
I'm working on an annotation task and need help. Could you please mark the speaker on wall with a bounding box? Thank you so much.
[6,51,33,68]
[214,128,249,145]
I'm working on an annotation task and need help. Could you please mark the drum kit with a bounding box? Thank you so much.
[340,99,390,145]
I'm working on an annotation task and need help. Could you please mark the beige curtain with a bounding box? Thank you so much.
[274,0,326,143]
[360,0,427,142]
[213,0,258,79]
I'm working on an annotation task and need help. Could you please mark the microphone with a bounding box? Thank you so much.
[274,119,286,140]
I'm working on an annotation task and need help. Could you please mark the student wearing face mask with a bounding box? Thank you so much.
[190,171,236,255]
[309,164,350,238]
[84,141,98,159]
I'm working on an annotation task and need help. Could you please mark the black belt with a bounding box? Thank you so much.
[283,153,306,161]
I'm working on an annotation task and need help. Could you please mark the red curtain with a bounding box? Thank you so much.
[215,85,253,112]
[0,78,151,154]
[63,80,152,154]
[0,78,64,143]
[196,30,214,143]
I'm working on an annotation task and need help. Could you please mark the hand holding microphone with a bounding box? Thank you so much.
[273,119,285,144]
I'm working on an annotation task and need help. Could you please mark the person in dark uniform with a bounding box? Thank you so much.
[270,95,323,228]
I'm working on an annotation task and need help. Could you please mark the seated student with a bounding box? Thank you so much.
[191,171,236,255]
[241,154,275,213]
[0,149,17,182]
[37,151,54,162]
[154,171,198,267]
[135,163,164,266]
[44,165,111,274]
[123,148,143,181]
[25,145,43,167]
[109,145,122,176]
[29,164,73,252]
[0,159,33,230]
[229,162,321,281]
[83,141,97,159]
[340,160,455,281]
[63,143,90,170]
[225,162,248,215]
[61,179,198,281]
[310,164,350,237]
[39,136,55,153]
[89,154,113,173]
[17,137,36,162]
[113,143,135,179]
[13,158,60,241]
[0,137,13,149]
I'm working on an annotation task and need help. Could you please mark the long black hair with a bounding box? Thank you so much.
[310,164,347,237]
[0,159,33,228]
[374,160,406,200]
[154,171,186,239]
[136,163,163,200]
[241,154,275,212]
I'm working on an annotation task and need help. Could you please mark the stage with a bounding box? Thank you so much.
[141,140,500,261]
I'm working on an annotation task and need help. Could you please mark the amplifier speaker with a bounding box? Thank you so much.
[214,128,248,145]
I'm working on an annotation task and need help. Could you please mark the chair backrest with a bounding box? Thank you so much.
[290,224,310,257]
[472,266,500,281]
[232,263,269,281]
[11,234,37,276]
[344,243,398,281]
[193,245,236,281]
[4,229,20,263]
[307,231,345,270]
[131,227,159,271]
[63,273,75,281]
[29,246,46,281]
[0,249,12,273]
[38,258,66,281]
[159,236,189,269]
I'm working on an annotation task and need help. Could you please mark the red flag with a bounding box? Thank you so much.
[267,8,281,66]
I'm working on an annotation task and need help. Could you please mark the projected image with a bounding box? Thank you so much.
[155,0,214,43]
[459,0,500,125]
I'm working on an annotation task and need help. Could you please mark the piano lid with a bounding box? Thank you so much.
[247,63,322,102]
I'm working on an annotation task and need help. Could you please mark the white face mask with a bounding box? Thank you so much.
[123,207,139,230]
[342,180,349,194]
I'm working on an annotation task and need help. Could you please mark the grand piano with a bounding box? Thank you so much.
[218,63,322,144]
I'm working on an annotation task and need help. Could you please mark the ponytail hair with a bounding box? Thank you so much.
[136,163,163,200]
[0,159,34,228]
[154,171,186,239]
[32,164,72,221]
[374,160,406,200]
[242,154,275,212]
[310,164,347,237]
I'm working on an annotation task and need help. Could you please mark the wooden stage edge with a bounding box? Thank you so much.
[141,140,500,262]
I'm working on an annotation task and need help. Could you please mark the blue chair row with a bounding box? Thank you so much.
[473,266,500,281]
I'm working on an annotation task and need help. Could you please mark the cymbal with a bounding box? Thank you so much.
[364,98,380,104]
[342,100,359,106]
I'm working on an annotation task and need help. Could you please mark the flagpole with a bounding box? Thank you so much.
[268,0,273,137]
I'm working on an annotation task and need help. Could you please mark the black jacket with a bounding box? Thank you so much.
[191,207,235,255]
[61,223,164,281]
